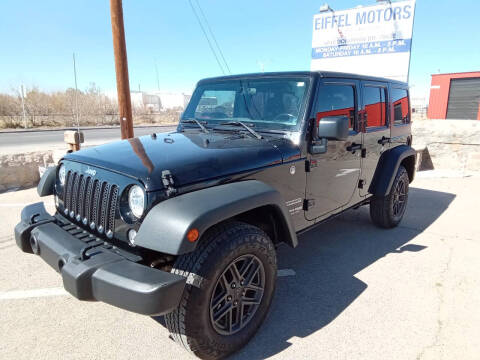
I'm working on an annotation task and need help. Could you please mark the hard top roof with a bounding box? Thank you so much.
[197,71,407,86]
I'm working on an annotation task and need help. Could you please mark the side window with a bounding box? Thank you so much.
[391,88,410,125]
[363,86,387,128]
[316,84,355,129]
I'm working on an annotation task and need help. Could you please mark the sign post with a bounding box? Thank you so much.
[311,0,416,82]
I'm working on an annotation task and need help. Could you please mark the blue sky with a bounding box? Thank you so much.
[0,0,478,99]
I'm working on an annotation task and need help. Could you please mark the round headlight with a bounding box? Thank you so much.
[128,185,145,218]
[58,164,66,186]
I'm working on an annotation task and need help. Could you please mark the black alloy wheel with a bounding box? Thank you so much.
[209,254,265,335]
[370,165,410,228]
[165,221,277,360]
[392,175,408,217]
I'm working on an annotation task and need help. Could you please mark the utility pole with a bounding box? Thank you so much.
[73,53,80,131]
[110,0,134,139]
[20,85,27,129]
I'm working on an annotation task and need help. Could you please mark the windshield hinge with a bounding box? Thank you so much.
[358,179,365,189]
[161,170,177,197]
[303,199,315,211]
[305,159,318,172]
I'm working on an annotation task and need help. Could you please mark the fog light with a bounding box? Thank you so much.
[128,229,137,247]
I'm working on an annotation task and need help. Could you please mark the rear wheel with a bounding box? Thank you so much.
[165,221,277,360]
[370,165,409,228]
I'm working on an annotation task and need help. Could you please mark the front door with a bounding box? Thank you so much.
[305,80,362,221]
[359,81,390,196]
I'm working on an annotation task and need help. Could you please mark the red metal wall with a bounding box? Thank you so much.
[427,71,480,119]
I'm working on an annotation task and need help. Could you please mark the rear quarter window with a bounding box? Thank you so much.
[391,88,410,125]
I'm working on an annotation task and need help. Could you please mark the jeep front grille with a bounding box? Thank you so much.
[62,170,119,238]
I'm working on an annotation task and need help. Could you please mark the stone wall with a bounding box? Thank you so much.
[412,120,480,173]
[1,120,480,192]
[0,151,54,192]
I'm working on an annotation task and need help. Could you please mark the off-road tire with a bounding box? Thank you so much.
[370,165,409,228]
[165,221,277,360]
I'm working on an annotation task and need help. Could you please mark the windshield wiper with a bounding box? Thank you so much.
[180,118,209,133]
[219,121,263,139]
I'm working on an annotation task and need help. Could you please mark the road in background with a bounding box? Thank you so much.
[1,175,479,359]
[0,125,177,154]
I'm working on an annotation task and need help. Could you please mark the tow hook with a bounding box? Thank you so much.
[30,234,40,254]
[79,241,105,261]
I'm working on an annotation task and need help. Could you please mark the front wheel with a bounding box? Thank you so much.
[370,165,410,228]
[165,221,277,360]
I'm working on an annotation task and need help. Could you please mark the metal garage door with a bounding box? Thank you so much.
[446,77,480,119]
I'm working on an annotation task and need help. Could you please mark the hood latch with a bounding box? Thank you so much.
[161,170,177,197]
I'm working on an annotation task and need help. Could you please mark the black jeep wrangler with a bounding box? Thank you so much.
[15,71,415,359]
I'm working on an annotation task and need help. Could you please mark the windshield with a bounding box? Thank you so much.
[182,77,311,131]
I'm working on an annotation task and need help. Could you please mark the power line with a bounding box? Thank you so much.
[194,0,231,74]
[188,0,225,75]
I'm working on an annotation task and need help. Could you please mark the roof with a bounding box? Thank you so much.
[431,71,480,77]
[198,71,407,86]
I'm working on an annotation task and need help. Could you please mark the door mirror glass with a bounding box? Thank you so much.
[316,115,349,141]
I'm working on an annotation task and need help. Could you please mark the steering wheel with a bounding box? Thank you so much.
[273,113,296,121]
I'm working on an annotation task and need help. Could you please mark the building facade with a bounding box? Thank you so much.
[428,71,480,120]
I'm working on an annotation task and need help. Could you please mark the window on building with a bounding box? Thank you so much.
[392,88,410,125]
[316,84,355,129]
[363,86,387,128]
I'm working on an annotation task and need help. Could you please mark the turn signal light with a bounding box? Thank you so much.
[187,228,199,242]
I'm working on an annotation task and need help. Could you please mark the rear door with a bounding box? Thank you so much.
[305,79,362,220]
[359,81,390,196]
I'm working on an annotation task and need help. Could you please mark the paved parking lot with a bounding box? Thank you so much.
[1,175,479,360]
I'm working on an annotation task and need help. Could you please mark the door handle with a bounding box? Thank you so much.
[346,142,362,153]
[377,136,391,145]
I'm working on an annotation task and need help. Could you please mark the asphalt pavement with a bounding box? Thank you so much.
[0,175,479,360]
[0,125,177,154]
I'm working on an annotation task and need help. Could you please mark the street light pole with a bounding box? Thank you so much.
[110,0,134,139]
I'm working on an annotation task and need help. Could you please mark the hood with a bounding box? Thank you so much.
[64,131,298,191]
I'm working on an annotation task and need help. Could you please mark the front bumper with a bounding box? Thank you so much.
[14,202,186,316]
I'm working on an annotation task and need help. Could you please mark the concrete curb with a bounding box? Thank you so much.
[0,123,177,134]
[2,120,480,193]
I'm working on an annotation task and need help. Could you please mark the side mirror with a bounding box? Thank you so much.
[317,115,349,141]
[309,115,349,155]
